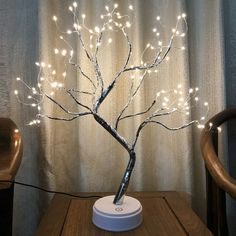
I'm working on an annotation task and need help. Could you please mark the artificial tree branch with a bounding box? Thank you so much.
[67,89,93,112]
[119,100,157,122]
[94,28,132,111]
[132,118,198,149]
[115,70,147,130]
[40,112,92,121]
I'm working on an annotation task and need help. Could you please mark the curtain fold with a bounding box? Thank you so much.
[0,0,225,235]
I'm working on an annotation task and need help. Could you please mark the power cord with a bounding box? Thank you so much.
[0,180,102,199]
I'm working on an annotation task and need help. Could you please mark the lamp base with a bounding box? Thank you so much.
[92,195,142,232]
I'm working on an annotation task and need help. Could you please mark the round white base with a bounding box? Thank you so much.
[92,195,143,232]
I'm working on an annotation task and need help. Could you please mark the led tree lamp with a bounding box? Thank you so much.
[14,2,209,231]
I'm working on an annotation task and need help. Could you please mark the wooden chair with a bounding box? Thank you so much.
[0,118,23,236]
[201,108,236,236]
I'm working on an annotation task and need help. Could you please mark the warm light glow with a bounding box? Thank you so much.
[52,16,57,21]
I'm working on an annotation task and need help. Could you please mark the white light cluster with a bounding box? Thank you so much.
[14,2,209,133]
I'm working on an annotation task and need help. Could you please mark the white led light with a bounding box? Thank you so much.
[129,5,133,10]
[95,26,100,33]
[61,49,67,56]
[73,2,77,8]
[156,16,160,21]
[54,48,59,54]
[52,16,57,21]
[14,90,18,95]
[16,77,21,81]
[126,21,131,28]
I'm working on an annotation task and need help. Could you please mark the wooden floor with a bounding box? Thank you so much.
[35,191,213,236]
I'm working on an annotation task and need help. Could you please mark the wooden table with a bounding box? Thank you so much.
[35,192,213,236]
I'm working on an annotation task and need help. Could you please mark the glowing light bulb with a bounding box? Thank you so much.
[217,127,222,132]
[67,30,72,34]
[181,46,185,50]
[182,13,187,18]
[95,26,100,33]
[52,16,57,21]
[62,72,66,77]
[204,102,208,106]
[126,21,131,28]
[54,48,59,54]
[14,90,18,95]
[41,62,45,67]
[108,38,112,43]
[156,16,160,21]
[105,6,109,11]
[189,88,193,93]
[82,14,86,19]
[153,28,157,32]
[73,2,77,7]
[114,3,118,8]
[195,97,199,101]
[16,77,20,81]
[31,103,36,107]
[40,77,44,81]
[69,6,73,11]
[129,5,133,10]
[61,49,67,56]
[35,62,40,66]
[51,82,58,88]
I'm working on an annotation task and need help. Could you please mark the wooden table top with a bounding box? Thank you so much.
[35,191,213,236]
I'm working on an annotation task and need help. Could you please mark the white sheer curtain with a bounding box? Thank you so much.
[0,0,225,235]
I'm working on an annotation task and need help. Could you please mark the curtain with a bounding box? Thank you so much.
[0,0,225,235]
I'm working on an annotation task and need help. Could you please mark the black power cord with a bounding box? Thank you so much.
[0,180,102,199]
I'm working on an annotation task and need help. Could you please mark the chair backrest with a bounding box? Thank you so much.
[201,108,236,236]
[0,118,23,236]
[0,118,23,188]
